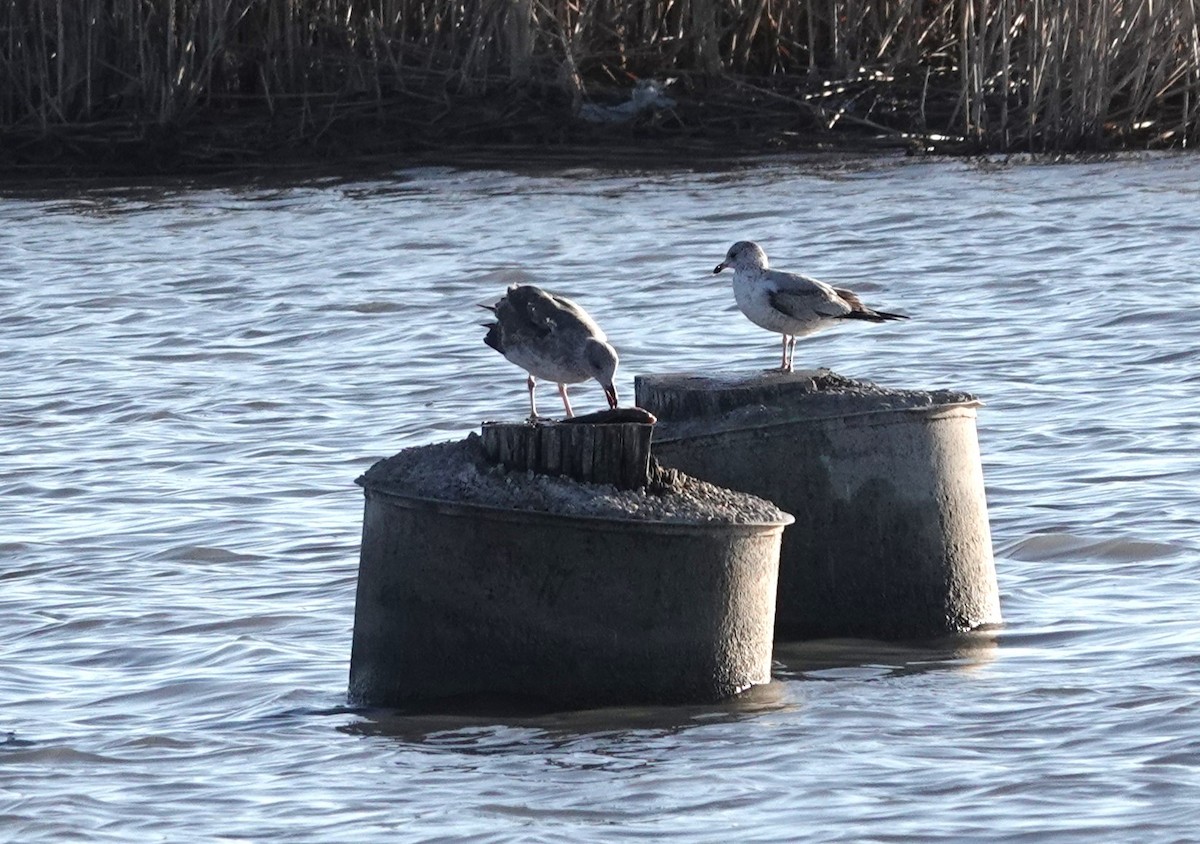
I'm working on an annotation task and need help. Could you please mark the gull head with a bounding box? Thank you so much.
[584,339,620,409]
[713,241,769,274]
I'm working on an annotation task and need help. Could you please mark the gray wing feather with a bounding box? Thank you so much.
[492,284,605,348]
[765,270,851,319]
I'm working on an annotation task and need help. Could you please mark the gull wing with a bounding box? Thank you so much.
[495,285,556,340]
[496,285,605,343]
[764,270,852,320]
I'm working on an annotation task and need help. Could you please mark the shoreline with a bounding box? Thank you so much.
[0,139,1185,193]
[0,95,898,180]
[4,73,1184,183]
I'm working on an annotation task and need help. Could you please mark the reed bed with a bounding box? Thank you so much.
[1,0,1198,164]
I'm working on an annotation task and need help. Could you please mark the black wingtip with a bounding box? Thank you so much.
[843,309,910,322]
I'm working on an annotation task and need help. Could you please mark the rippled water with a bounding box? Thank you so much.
[4,153,1200,840]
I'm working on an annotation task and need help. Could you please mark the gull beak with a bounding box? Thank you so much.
[713,261,726,274]
[604,383,619,410]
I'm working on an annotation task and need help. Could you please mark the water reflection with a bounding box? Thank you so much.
[339,630,1000,749]
[774,631,1000,681]
[340,680,794,748]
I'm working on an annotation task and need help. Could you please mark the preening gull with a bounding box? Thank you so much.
[713,241,909,372]
[482,284,619,419]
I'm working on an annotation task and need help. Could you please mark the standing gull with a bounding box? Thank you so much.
[713,241,909,373]
[482,284,619,419]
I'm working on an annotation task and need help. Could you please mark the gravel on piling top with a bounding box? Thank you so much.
[636,370,981,438]
[357,434,790,526]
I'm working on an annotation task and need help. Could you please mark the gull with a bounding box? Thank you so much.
[713,240,909,372]
[481,284,619,419]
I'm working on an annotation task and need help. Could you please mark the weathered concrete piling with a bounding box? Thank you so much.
[349,428,792,708]
[636,371,1002,640]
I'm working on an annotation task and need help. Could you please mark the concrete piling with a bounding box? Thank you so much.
[349,431,791,708]
[636,371,1002,640]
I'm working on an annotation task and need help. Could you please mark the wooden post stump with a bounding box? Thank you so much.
[480,419,654,490]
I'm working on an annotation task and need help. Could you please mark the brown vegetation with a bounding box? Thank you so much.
[1,1,1198,171]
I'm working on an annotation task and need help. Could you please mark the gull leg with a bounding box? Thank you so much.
[777,334,794,372]
[558,383,575,418]
[526,374,539,420]
[785,336,797,372]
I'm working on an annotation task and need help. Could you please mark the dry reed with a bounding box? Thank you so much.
[1,0,1198,160]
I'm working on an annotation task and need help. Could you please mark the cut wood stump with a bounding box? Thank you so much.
[480,419,654,490]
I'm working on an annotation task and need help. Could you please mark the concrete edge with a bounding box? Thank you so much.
[652,401,983,444]
[360,485,796,532]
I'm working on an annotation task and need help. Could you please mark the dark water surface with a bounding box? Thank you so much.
[3,153,1199,841]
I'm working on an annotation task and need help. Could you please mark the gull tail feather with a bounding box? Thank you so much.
[483,322,504,354]
[842,308,909,322]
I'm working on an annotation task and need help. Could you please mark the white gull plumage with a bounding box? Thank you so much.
[482,284,619,419]
[713,240,909,372]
